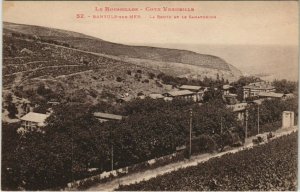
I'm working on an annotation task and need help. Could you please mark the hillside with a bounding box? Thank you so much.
[2,30,175,111]
[3,22,242,81]
[2,22,244,121]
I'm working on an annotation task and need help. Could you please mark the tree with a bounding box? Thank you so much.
[111,110,188,166]
[246,97,298,136]
[202,88,222,102]
[6,103,111,190]
[7,103,18,118]
[230,76,262,101]
[2,122,20,190]
[192,98,239,138]
[272,79,297,94]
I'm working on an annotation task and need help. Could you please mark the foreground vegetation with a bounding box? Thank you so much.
[2,95,298,190]
[117,132,298,191]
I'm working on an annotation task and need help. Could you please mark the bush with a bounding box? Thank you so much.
[7,103,18,118]
[116,77,123,82]
[148,72,155,79]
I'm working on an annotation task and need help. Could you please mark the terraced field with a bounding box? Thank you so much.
[2,32,174,105]
[3,36,144,85]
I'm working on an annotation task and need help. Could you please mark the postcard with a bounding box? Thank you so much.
[2,1,298,191]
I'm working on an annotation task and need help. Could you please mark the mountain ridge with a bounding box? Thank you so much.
[3,21,243,80]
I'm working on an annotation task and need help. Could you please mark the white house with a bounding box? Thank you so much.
[18,112,50,133]
[163,90,196,101]
[227,103,248,122]
[93,112,123,123]
[243,81,276,99]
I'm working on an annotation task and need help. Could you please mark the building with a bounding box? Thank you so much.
[163,90,197,102]
[222,84,235,96]
[249,99,264,105]
[93,112,123,123]
[283,93,295,100]
[20,112,50,130]
[243,81,276,100]
[223,93,238,105]
[221,85,238,104]
[47,101,60,106]
[257,92,294,100]
[282,111,295,128]
[227,103,248,122]
[149,93,165,100]
[178,85,202,92]
[177,85,205,102]
[258,92,284,99]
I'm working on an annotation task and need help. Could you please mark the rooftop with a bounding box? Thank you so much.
[244,81,275,90]
[166,90,194,97]
[93,112,123,120]
[179,85,202,91]
[250,99,264,105]
[222,84,233,90]
[20,112,50,123]
[227,103,248,112]
[258,92,284,98]
[149,93,165,99]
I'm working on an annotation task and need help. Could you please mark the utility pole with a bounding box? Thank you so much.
[245,109,248,139]
[111,145,114,171]
[257,105,260,134]
[189,108,193,159]
[220,116,223,134]
[71,126,74,182]
[110,127,114,171]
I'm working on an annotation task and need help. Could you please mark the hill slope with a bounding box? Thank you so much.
[3,22,242,81]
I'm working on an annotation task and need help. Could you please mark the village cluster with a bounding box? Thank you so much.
[19,80,295,132]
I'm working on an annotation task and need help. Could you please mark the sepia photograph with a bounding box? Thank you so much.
[1,1,299,191]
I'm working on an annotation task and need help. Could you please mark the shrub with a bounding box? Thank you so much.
[7,103,18,119]
[148,72,155,79]
[116,77,123,82]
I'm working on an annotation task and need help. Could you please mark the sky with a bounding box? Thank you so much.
[3,1,298,46]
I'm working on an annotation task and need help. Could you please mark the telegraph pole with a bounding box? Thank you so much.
[245,109,248,139]
[257,105,260,134]
[72,125,74,182]
[111,145,114,171]
[220,117,223,134]
[110,127,114,171]
[189,108,193,159]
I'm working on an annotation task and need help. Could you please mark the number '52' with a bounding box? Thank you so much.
[76,14,84,18]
